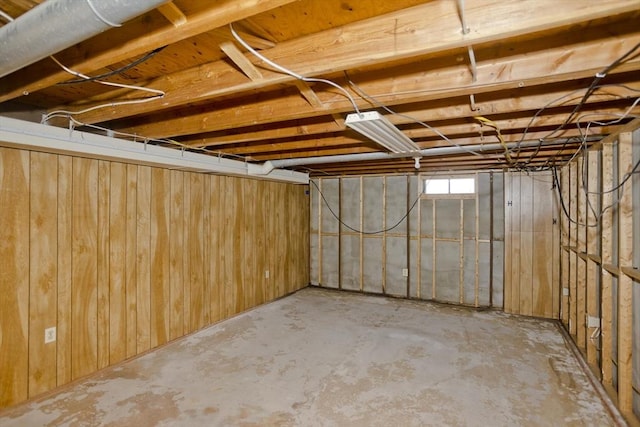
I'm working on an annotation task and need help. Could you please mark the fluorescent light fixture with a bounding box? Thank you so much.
[345,111,420,154]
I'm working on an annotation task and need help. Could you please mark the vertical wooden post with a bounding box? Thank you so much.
[560,167,570,327]
[617,132,633,415]
[576,157,587,351]
[586,150,600,369]
[569,162,578,336]
[504,172,512,313]
[600,142,614,387]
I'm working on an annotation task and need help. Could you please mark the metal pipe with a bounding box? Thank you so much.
[0,0,169,78]
[249,137,600,175]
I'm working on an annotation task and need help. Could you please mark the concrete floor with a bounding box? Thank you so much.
[0,287,614,426]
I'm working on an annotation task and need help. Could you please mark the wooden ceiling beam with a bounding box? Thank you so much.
[190,103,640,152]
[157,2,187,27]
[220,42,264,81]
[61,0,640,125]
[0,0,299,103]
[116,30,640,138]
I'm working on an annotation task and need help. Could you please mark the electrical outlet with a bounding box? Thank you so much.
[44,327,56,344]
[402,268,409,277]
[265,270,270,279]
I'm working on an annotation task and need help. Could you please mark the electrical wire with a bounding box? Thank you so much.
[229,23,361,114]
[532,42,640,168]
[57,46,166,85]
[512,84,640,169]
[544,40,640,141]
[42,56,165,123]
[0,7,165,123]
[309,178,422,235]
[0,9,13,22]
[474,116,516,166]
[58,116,251,161]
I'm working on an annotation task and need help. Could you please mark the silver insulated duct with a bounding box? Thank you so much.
[0,0,169,78]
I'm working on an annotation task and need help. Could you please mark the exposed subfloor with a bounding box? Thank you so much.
[0,287,614,426]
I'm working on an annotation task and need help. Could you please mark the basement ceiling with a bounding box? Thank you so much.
[1,0,639,176]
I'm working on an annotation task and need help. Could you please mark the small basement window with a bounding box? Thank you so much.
[425,177,475,195]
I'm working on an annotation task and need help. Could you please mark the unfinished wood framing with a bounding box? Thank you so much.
[310,173,502,308]
[0,145,309,409]
[560,118,640,425]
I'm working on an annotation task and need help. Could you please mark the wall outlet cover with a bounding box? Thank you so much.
[44,327,56,344]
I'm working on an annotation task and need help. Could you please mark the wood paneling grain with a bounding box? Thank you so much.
[109,162,127,364]
[136,166,151,353]
[243,179,258,309]
[0,145,309,409]
[202,175,211,326]
[505,172,557,318]
[209,176,222,323]
[504,174,513,313]
[28,152,58,397]
[169,170,184,340]
[56,155,72,386]
[125,164,137,359]
[232,177,245,313]
[182,173,192,333]
[151,167,170,348]
[0,148,30,407]
[532,174,554,318]
[97,161,110,370]
[189,173,205,331]
[71,157,98,380]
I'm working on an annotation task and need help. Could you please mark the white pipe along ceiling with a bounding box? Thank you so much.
[0,0,170,78]
[247,137,598,175]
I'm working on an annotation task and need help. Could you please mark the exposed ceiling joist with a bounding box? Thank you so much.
[1,0,639,176]
[57,0,639,126]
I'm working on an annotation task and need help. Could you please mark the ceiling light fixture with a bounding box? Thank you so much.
[345,111,421,154]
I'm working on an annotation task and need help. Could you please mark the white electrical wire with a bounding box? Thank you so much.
[229,23,361,114]
[60,116,251,161]
[0,9,13,22]
[42,55,165,123]
[0,6,164,123]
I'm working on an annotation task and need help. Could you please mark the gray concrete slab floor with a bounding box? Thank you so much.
[0,287,614,426]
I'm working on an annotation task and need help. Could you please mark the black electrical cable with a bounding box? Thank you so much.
[539,42,640,168]
[57,46,167,85]
[546,41,640,141]
[552,166,594,227]
[309,178,421,235]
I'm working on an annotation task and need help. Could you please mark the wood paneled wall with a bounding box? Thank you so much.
[559,121,640,424]
[0,146,309,409]
[504,171,560,318]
